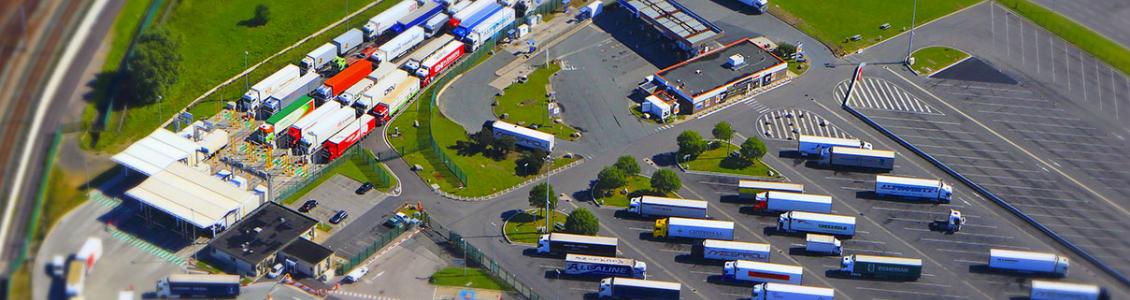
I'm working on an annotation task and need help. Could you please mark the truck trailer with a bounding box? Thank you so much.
[598,277,680,299]
[302,43,338,71]
[449,0,495,28]
[751,282,834,300]
[357,69,409,112]
[298,106,358,155]
[874,175,952,203]
[841,254,922,279]
[989,249,1069,276]
[724,260,803,284]
[262,71,321,117]
[738,0,769,14]
[65,261,85,297]
[390,0,445,34]
[423,13,451,37]
[315,61,373,100]
[464,7,516,50]
[372,26,426,63]
[753,191,832,213]
[797,135,871,157]
[155,274,241,298]
[738,180,804,200]
[491,120,554,152]
[805,234,842,256]
[1030,280,1106,300]
[323,115,377,161]
[417,39,466,86]
[828,146,895,171]
[373,77,420,125]
[364,0,419,40]
[628,196,708,218]
[259,96,315,147]
[564,254,647,279]
[336,78,376,106]
[694,239,770,262]
[287,102,343,148]
[777,211,856,237]
[537,233,618,257]
[401,34,455,72]
[653,217,734,240]
[333,28,365,55]
[242,64,301,112]
[452,2,503,39]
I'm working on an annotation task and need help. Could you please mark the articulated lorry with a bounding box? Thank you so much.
[738,180,804,200]
[390,0,445,34]
[751,282,835,300]
[452,2,503,39]
[364,0,419,40]
[564,254,647,279]
[323,114,377,161]
[537,233,618,257]
[287,102,343,148]
[372,26,426,63]
[724,260,803,284]
[805,234,842,256]
[778,211,856,237]
[242,64,301,112]
[156,274,241,298]
[417,39,466,86]
[989,249,1069,277]
[653,217,734,240]
[402,34,455,73]
[258,96,315,147]
[314,61,372,100]
[262,71,321,117]
[694,239,770,262]
[628,196,708,218]
[797,135,871,157]
[333,28,365,56]
[423,13,450,37]
[302,43,338,71]
[738,0,769,14]
[753,191,832,213]
[1030,280,1106,300]
[463,7,515,51]
[874,175,952,203]
[449,0,495,28]
[373,76,419,125]
[841,254,922,279]
[336,78,376,106]
[357,69,409,113]
[297,106,357,155]
[828,146,895,171]
[598,277,680,299]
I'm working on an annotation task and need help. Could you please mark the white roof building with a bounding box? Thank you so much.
[112,129,200,176]
[125,163,261,232]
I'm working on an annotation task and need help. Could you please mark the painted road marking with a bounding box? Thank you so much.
[836,78,940,114]
[757,109,850,141]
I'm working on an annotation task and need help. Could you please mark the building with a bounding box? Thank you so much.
[278,238,336,279]
[207,202,318,278]
[618,0,724,56]
[651,37,787,114]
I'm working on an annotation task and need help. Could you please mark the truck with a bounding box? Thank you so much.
[336,78,376,106]
[777,211,856,237]
[797,135,871,157]
[653,217,734,240]
[1030,280,1106,300]
[302,43,338,71]
[752,283,834,300]
[332,28,365,55]
[598,277,680,299]
[314,61,373,100]
[805,234,842,256]
[297,106,357,155]
[402,34,456,72]
[491,120,554,151]
[724,260,803,284]
[738,180,804,200]
[753,191,832,213]
[841,254,922,279]
[287,102,344,148]
[373,77,420,125]
[371,26,426,63]
[628,196,708,218]
[452,2,503,39]
[874,175,952,203]
[75,237,103,273]
[262,71,321,117]
[323,115,377,161]
[449,0,495,28]
[390,0,445,34]
[65,261,85,297]
[155,274,241,298]
[363,0,419,40]
[423,13,450,37]
[368,61,399,82]
[694,239,770,262]
[259,96,315,147]
[356,70,408,112]
[738,0,769,14]
[241,64,301,112]
[564,254,647,279]
[417,39,466,86]
[828,146,895,171]
[464,7,516,51]
[537,233,618,257]
[989,249,1069,276]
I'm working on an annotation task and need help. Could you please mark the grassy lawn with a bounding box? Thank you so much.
[281,151,394,205]
[494,63,578,140]
[7,263,31,300]
[910,46,969,75]
[596,175,674,208]
[684,143,778,178]
[37,167,88,241]
[997,0,1130,75]
[770,0,980,55]
[85,0,401,152]
[102,0,155,74]
[430,267,510,290]
[503,210,567,244]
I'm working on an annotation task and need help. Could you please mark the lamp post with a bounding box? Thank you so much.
[157,95,164,120]
[905,0,919,65]
[244,51,250,90]
[523,162,529,176]
[545,155,553,232]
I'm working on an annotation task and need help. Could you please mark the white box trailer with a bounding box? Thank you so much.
[797,135,870,157]
[738,180,804,200]
[804,234,842,256]
[874,175,953,203]
[333,28,364,55]
[75,238,103,272]
[537,233,618,257]
[302,43,338,70]
[724,260,803,284]
[464,7,516,50]
[423,13,450,36]
[368,61,399,82]
[841,254,922,278]
[492,120,554,152]
[402,34,455,72]
[598,277,681,299]
[373,76,420,124]
[778,211,856,237]
[372,26,426,63]
[1030,280,1105,300]
[989,249,1069,276]
[364,0,419,40]
[751,282,835,300]
[450,0,495,27]
[298,106,357,154]
[628,196,708,218]
[336,78,375,106]
[287,102,343,146]
[696,239,770,262]
[654,217,734,240]
[356,70,409,111]
[242,64,301,111]
[754,191,832,213]
[564,254,647,279]
[828,146,895,171]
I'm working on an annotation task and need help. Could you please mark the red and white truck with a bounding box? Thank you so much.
[287,102,343,148]
[323,115,377,161]
[373,76,420,125]
[298,105,357,155]
[417,39,466,86]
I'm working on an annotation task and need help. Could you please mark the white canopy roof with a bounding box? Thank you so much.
[112,129,199,175]
[126,163,259,229]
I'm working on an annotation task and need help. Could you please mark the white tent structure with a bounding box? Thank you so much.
[112,129,200,176]
[125,163,262,236]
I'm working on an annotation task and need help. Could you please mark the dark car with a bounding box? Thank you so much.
[299,200,318,212]
[330,210,349,224]
[355,182,374,195]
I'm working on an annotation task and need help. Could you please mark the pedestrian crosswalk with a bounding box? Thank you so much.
[835,78,941,114]
[107,227,187,266]
[746,98,771,114]
[329,290,399,300]
[757,109,852,141]
[654,124,676,132]
[89,190,122,207]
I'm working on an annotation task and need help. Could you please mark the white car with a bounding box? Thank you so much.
[344,267,369,283]
[267,263,284,279]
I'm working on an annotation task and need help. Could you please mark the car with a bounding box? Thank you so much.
[343,267,369,283]
[267,263,284,279]
[385,212,408,228]
[330,210,349,224]
[356,182,374,194]
[299,200,318,212]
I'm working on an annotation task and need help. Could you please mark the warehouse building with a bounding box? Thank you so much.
[650,37,787,114]
[207,202,319,278]
[618,0,724,57]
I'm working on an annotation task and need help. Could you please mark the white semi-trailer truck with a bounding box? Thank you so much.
[874,175,953,203]
[797,135,871,157]
[1029,280,1106,300]
[653,217,734,240]
[828,146,895,171]
[724,260,803,284]
[989,249,1069,276]
[753,191,833,213]
[751,282,835,300]
[564,254,647,279]
[694,239,770,262]
[778,211,856,237]
[628,196,708,219]
[598,277,680,299]
[805,234,842,256]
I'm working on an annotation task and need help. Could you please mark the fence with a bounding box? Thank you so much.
[336,222,415,274]
[273,144,392,203]
[426,215,545,300]
[5,129,62,297]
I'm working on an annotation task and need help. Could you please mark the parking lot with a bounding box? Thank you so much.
[285,175,388,231]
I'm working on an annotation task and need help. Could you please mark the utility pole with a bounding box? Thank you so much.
[244,51,250,90]
[545,155,553,232]
[905,0,919,65]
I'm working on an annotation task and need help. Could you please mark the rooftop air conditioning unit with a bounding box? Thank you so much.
[728,54,745,69]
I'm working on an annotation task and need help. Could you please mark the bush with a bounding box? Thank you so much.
[650,169,681,194]
[564,208,600,235]
[596,166,627,194]
[740,137,768,160]
[124,28,181,105]
[517,150,548,175]
[677,130,707,160]
[614,155,640,175]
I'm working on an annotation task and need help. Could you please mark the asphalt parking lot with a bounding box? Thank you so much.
[328,234,446,300]
[286,175,387,230]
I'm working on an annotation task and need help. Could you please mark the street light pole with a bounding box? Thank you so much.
[244,51,250,90]
[905,0,919,65]
[545,155,553,232]
[157,95,164,120]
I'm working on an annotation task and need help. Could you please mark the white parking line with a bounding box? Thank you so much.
[928,152,1023,164]
[944,162,1041,173]
[848,248,904,256]
[920,238,1030,249]
[936,248,988,255]
[896,134,994,144]
[974,182,1062,193]
[865,115,961,125]
[846,239,886,245]
[946,91,1049,103]
[872,206,980,218]
[959,172,1056,184]
[1025,212,1121,223]
[954,259,983,265]
[627,227,652,231]
[1009,128,1103,139]
[856,287,963,298]
[882,124,975,135]
[976,109,1081,121]
[915,143,1009,154]
[996,118,1097,130]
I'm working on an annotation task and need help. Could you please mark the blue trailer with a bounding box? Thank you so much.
[390,0,446,34]
[451,2,503,38]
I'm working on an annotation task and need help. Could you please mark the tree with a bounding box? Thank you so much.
[472,129,494,150]
[650,169,681,194]
[676,130,708,161]
[613,155,640,175]
[564,208,600,235]
[517,149,548,175]
[529,182,558,210]
[124,29,181,105]
[740,137,768,161]
[775,42,797,58]
[493,135,517,157]
[254,4,271,25]
[712,121,734,152]
[596,166,627,194]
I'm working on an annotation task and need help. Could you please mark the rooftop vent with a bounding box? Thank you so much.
[728,54,745,69]
[253,227,262,234]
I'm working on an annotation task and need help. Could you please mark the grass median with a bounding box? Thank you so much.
[494,63,578,140]
[996,0,1130,75]
[430,267,510,290]
[770,0,979,55]
[503,210,567,244]
[684,143,777,178]
[910,46,969,75]
[596,175,673,208]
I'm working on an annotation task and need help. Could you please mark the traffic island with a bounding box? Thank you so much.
[909,46,970,76]
[494,63,579,141]
[430,267,509,291]
[595,175,673,207]
[502,209,568,244]
[683,142,779,179]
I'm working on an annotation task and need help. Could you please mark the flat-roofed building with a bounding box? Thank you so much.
[207,203,318,278]
[652,37,787,114]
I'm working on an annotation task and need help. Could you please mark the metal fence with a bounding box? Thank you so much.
[273,145,392,203]
[336,222,415,274]
[426,214,545,300]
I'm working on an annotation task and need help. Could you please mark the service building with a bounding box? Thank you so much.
[651,37,787,114]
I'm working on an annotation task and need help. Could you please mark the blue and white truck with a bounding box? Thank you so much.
[989,249,1069,277]
[695,239,770,262]
[797,135,871,157]
[1030,280,1106,300]
[332,28,365,55]
[828,146,895,171]
[363,0,420,40]
[874,175,952,203]
[464,7,515,50]
[564,254,647,279]
[452,2,503,39]
[738,0,769,14]
[389,0,445,34]
[598,277,680,299]
[491,120,554,152]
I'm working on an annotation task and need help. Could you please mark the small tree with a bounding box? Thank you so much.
[124,28,181,105]
[517,150,548,175]
[712,121,734,152]
[529,182,559,225]
[676,130,707,161]
[650,169,682,194]
[564,208,600,235]
[596,166,627,195]
[614,155,640,175]
[740,137,768,161]
[493,135,517,157]
[775,42,797,58]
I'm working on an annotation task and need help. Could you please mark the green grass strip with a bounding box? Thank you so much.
[997,0,1130,75]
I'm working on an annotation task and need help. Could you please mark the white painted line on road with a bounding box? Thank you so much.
[846,239,886,245]
[936,248,988,255]
[849,248,904,256]
[873,206,981,218]
[975,109,1081,121]
[856,287,961,298]
[954,259,983,265]
[896,133,995,144]
[944,162,1040,173]
[1008,128,1101,139]
[928,152,1022,164]
[658,249,683,253]
[864,115,961,125]
[882,124,976,135]
[946,92,1048,103]
[920,238,1029,249]
[689,270,714,275]
[627,227,651,232]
